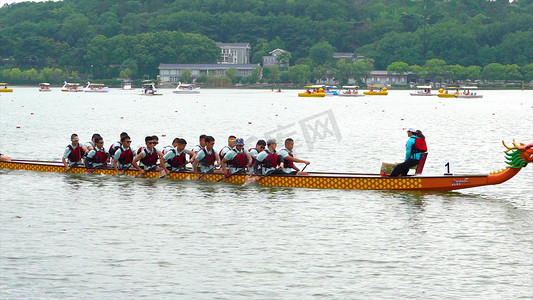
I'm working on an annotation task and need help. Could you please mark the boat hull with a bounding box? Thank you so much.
[338,93,365,97]
[298,92,326,97]
[0,160,518,192]
[363,91,388,95]
[456,95,483,98]
[0,89,13,92]
[410,93,435,96]
[437,93,458,98]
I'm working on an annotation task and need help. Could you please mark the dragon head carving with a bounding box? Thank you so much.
[503,140,533,168]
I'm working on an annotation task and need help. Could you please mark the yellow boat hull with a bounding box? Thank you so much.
[363,91,388,95]
[298,92,326,97]
[0,89,13,92]
[437,93,458,98]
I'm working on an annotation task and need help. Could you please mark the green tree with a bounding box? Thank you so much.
[504,64,522,80]
[309,41,334,65]
[483,63,505,81]
[181,69,193,83]
[264,65,280,83]
[288,64,310,84]
[521,64,533,81]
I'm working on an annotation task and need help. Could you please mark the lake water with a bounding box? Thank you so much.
[1,87,532,299]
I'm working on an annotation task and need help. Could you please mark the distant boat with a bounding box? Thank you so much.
[363,87,388,96]
[173,81,200,94]
[298,85,326,97]
[121,80,134,90]
[437,87,460,98]
[38,82,51,92]
[141,80,161,96]
[0,83,13,93]
[455,86,483,98]
[61,81,81,92]
[324,86,339,96]
[410,85,435,96]
[83,82,109,93]
[338,86,364,97]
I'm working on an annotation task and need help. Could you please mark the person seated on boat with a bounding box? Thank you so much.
[221,138,252,175]
[306,89,311,94]
[109,132,129,158]
[254,138,283,175]
[161,138,195,174]
[191,134,207,153]
[84,133,101,154]
[112,135,133,175]
[85,136,109,170]
[389,128,427,177]
[193,135,223,176]
[0,152,12,162]
[278,138,310,175]
[132,136,163,174]
[62,133,84,171]
[249,139,266,164]
[219,135,236,161]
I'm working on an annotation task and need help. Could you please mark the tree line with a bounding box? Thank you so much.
[0,0,531,82]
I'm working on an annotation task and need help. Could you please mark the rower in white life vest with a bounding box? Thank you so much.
[161,138,195,175]
[254,138,281,175]
[219,135,236,160]
[85,136,109,169]
[84,133,101,154]
[221,138,252,175]
[277,138,310,175]
[62,133,84,171]
[249,139,266,173]
[112,134,134,175]
[109,132,129,158]
[132,135,163,174]
[193,135,223,176]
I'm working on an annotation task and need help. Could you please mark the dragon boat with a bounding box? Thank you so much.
[1,141,531,191]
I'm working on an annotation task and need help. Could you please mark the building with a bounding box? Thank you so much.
[365,70,409,85]
[262,48,289,67]
[217,43,251,64]
[158,63,261,84]
[333,53,364,61]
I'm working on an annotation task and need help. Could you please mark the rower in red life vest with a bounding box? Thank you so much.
[85,136,109,169]
[221,138,252,175]
[193,135,223,176]
[191,134,207,154]
[389,128,428,177]
[132,135,163,174]
[62,133,84,171]
[219,135,236,161]
[109,132,129,158]
[84,133,101,154]
[249,139,266,173]
[112,134,133,175]
[277,138,310,175]
[254,138,281,175]
[161,138,195,175]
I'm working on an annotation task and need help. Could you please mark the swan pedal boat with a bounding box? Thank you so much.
[0,83,13,92]
[363,87,388,95]
[1,141,530,192]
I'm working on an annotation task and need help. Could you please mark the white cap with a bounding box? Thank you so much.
[407,128,418,132]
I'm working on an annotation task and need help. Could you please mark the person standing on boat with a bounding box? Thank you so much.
[112,135,133,175]
[221,138,252,175]
[193,135,223,175]
[278,138,310,175]
[85,136,109,169]
[191,134,207,153]
[254,138,282,175]
[389,128,427,177]
[161,138,195,174]
[62,133,84,171]
[132,136,163,174]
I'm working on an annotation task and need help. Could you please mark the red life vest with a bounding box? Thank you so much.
[118,147,133,165]
[411,136,428,153]
[282,150,295,168]
[109,142,121,156]
[229,150,247,168]
[199,148,215,167]
[262,150,279,168]
[90,148,107,163]
[169,149,187,168]
[140,148,158,167]
[67,144,83,162]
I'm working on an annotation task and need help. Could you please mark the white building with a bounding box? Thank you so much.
[262,48,289,67]
[158,63,260,83]
[217,43,251,64]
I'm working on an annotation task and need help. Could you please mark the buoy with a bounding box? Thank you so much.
[175,110,178,112]
[248,122,252,124]
[16,125,20,128]
[162,134,166,137]
[31,113,34,115]
[120,117,124,119]
[400,118,404,120]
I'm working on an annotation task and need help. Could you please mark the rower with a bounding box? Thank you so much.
[249,139,266,173]
[193,135,223,175]
[161,138,195,175]
[132,136,163,174]
[84,133,101,154]
[221,138,252,175]
[191,134,207,153]
[219,135,236,160]
[0,153,11,162]
[85,136,109,169]
[109,132,128,158]
[254,138,281,175]
[62,133,84,171]
[278,138,310,175]
[112,135,133,175]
